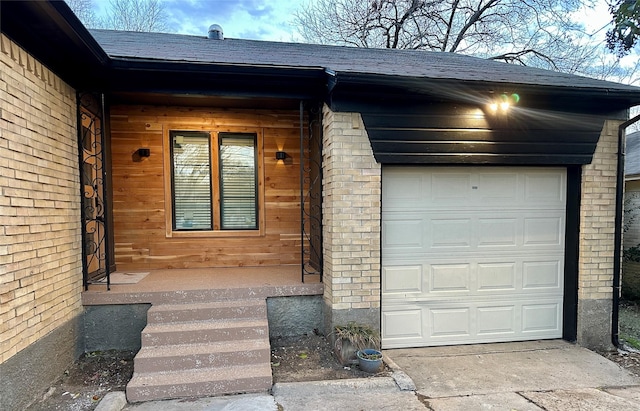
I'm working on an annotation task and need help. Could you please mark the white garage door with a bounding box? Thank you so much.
[382,167,566,348]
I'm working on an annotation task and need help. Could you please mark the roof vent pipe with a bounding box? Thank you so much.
[208,24,223,40]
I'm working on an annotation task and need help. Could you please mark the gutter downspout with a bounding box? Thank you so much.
[613,112,640,347]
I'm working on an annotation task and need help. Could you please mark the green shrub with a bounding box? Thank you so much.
[333,322,381,351]
[621,334,640,350]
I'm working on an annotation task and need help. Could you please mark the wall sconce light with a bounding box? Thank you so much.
[488,93,520,113]
[275,151,287,160]
[137,148,151,157]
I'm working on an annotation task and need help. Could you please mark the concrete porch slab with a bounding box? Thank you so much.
[82,266,322,305]
[384,340,640,399]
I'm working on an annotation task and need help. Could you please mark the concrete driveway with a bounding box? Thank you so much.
[115,339,640,411]
[384,339,640,410]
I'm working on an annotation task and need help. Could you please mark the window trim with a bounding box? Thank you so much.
[163,126,265,238]
[218,133,259,230]
[170,130,214,231]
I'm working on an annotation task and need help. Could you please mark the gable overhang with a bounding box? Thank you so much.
[327,72,640,166]
[0,0,109,90]
[104,58,329,102]
[328,72,640,112]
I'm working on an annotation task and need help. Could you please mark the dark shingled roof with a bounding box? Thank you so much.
[90,29,640,96]
[627,131,640,177]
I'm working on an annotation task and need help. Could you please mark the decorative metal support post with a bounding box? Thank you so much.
[300,101,323,283]
[78,92,110,290]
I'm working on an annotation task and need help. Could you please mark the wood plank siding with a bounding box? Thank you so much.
[333,100,606,166]
[110,105,305,270]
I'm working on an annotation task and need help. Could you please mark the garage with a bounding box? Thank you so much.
[381,166,566,348]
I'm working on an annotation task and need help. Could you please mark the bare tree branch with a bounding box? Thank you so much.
[489,49,559,70]
[104,0,168,32]
[448,0,500,52]
[293,0,611,76]
[65,0,103,28]
[66,0,168,32]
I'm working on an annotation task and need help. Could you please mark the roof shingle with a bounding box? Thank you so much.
[90,29,640,95]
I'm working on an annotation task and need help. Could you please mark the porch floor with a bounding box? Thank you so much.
[82,265,323,306]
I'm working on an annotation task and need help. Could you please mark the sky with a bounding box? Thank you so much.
[90,0,613,43]
[165,0,307,41]
[94,0,307,41]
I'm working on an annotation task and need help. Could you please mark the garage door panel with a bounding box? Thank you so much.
[383,170,431,209]
[432,173,472,202]
[431,219,472,248]
[382,309,423,343]
[383,257,563,298]
[478,173,518,201]
[382,166,566,348]
[382,265,423,294]
[522,261,562,289]
[478,218,518,246]
[522,303,561,333]
[477,263,516,290]
[477,306,516,335]
[385,174,424,201]
[524,173,565,204]
[524,217,564,246]
[384,168,566,211]
[430,308,471,337]
[382,298,563,347]
[383,219,424,249]
[385,214,563,256]
[430,264,471,292]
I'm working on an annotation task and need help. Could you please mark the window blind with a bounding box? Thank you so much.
[171,132,213,230]
[219,134,257,230]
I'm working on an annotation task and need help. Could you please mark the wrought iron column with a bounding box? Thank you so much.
[300,101,323,283]
[78,92,110,290]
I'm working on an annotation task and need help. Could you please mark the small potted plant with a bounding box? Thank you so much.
[356,348,383,373]
[333,322,381,368]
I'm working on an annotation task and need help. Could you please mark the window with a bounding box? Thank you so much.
[171,131,213,230]
[219,134,258,229]
[169,130,259,233]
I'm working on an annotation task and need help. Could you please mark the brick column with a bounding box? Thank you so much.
[577,119,622,350]
[321,106,381,333]
[0,33,82,411]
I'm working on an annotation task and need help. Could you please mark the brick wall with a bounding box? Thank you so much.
[578,120,620,301]
[321,106,381,329]
[0,34,81,364]
[577,119,621,349]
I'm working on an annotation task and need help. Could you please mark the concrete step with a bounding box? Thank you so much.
[147,300,266,324]
[126,363,273,403]
[134,339,270,373]
[128,299,273,402]
[141,318,268,346]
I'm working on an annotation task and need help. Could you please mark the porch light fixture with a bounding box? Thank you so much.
[488,93,520,113]
[275,151,287,160]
